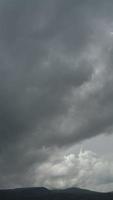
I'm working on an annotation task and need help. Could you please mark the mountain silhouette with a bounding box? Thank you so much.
[0,187,113,200]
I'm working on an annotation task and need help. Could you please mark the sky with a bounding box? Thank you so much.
[0,0,113,192]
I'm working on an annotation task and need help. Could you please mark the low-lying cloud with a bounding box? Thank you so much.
[34,149,113,192]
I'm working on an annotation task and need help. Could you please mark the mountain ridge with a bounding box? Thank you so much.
[0,186,113,200]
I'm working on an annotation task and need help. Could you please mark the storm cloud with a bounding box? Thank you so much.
[0,0,113,190]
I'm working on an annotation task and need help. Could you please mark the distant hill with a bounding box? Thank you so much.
[0,187,113,200]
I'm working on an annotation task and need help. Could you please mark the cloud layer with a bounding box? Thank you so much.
[34,149,113,192]
[0,0,113,190]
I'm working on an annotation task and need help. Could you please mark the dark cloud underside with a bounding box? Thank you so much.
[0,0,113,189]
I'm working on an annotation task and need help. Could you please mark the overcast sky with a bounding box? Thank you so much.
[0,0,113,192]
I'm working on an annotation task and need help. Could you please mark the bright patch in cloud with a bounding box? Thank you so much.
[34,149,113,192]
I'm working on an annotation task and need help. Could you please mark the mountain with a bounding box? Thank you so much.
[0,187,113,200]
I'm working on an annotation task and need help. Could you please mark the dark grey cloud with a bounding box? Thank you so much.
[0,0,113,189]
